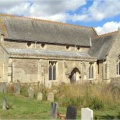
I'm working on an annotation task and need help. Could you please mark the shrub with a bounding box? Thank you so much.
[88,97,104,110]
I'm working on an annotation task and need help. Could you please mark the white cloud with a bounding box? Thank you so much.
[0,0,120,35]
[72,0,120,21]
[95,21,120,35]
[0,0,31,16]
[0,0,86,22]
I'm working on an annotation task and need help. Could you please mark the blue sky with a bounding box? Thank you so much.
[0,0,120,34]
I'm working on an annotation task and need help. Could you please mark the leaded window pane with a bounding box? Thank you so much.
[49,64,52,80]
[119,62,120,75]
[89,64,94,79]
[53,64,56,80]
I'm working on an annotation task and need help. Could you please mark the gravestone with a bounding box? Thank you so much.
[14,82,20,94]
[2,97,7,110]
[28,87,34,98]
[47,92,54,102]
[66,105,77,120]
[81,108,93,120]
[37,92,43,101]
[0,82,7,93]
[51,102,58,118]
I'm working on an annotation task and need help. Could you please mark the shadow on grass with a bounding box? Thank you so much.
[117,112,120,119]
[95,114,120,120]
[95,115,114,120]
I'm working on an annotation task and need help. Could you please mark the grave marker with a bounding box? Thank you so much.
[47,92,54,102]
[28,87,34,98]
[0,82,7,93]
[66,105,77,120]
[2,97,7,110]
[14,83,20,94]
[51,102,58,118]
[81,108,93,120]
[37,92,43,101]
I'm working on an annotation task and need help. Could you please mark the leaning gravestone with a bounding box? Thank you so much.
[14,83,20,94]
[28,87,34,98]
[47,92,54,102]
[0,82,7,93]
[66,105,77,120]
[51,102,58,118]
[2,97,7,110]
[81,108,93,120]
[37,92,43,101]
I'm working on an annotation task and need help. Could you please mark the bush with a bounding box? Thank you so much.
[88,97,104,110]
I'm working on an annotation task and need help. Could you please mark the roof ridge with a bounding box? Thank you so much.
[93,30,118,39]
[0,13,92,29]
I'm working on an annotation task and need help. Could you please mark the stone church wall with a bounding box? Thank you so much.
[12,59,39,83]
[0,45,9,82]
[107,31,120,80]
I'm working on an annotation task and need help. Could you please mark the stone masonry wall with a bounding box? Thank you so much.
[12,59,38,83]
[0,39,9,82]
[107,31,120,80]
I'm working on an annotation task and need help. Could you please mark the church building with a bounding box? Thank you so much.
[0,14,120,84]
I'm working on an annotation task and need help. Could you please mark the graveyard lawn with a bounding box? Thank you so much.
[0,93,120,119]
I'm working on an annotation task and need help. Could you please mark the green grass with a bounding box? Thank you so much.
[0,82,120,119]
[0,93,52,119]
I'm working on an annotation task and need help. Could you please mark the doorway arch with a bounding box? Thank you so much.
[69,68,81,84]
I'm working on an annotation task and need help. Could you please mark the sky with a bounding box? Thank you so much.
[0,0,120,35]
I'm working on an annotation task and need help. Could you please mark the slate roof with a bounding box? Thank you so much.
[6,48,92,59]
[88,31,118,60]
[0,14,97,46]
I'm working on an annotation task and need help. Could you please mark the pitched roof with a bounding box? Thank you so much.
[0,14,97,46]
[88,31,118,60]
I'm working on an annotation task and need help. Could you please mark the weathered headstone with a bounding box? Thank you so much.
[28,87,34,98]
[66,105,77,120]
[0,82,7,93]
[2,97,7,110]
[7,82,14,93]
[81,108,93,120]
[51,102,58,118]
[14,83,20,94]
[37,92,43,101]
[47,92,54,102]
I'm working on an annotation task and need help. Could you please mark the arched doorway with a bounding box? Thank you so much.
[69,68,81,84]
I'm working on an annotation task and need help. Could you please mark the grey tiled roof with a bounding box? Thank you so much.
[88,32,117,60]
[0,15,97,46]
[6,48,91,58]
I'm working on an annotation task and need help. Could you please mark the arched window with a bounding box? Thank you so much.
[116,56,120,75]
[49,63,52,80]
[89,63,94,79]
[49,61,57,80]
[103,62,107,79]
[53,64,56,80]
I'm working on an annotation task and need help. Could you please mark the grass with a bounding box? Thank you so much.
[0,82,120,119]
[0,93,52,119]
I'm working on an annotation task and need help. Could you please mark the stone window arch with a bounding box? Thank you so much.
[89,63,94,79]
[103,62,107,79]
[116,55,120,75]
[49,61,57,80]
